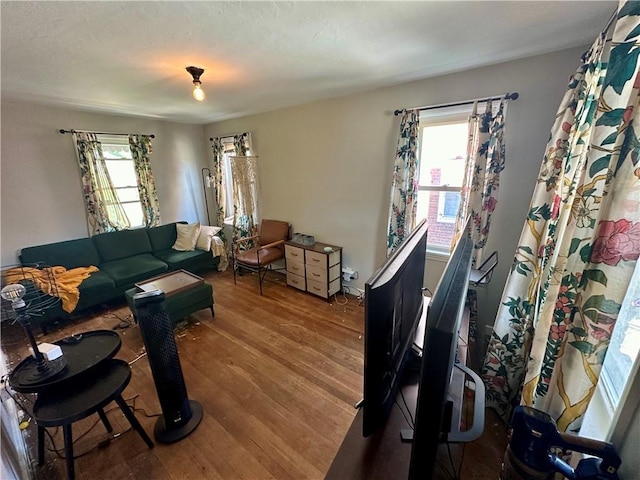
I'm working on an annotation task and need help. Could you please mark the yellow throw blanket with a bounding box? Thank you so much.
[3,266,98,313]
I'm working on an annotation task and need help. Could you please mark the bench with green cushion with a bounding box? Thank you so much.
[124,281,214,327]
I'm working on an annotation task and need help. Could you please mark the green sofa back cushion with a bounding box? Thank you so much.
[147,222,185,252]
[20,238,101,269]
[92,228,152,263]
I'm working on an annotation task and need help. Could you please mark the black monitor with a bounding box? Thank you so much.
[408,229,485,479]
[362,219,428,437]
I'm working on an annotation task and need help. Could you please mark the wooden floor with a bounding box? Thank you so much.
[1,269,507,479]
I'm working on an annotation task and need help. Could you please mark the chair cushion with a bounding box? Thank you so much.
[259,220,289,246]
[236,246,284,267]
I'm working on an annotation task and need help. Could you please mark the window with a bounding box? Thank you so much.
[416,111,469,253]
[581,260,640,441]
[220,137,251,225]
[98,135,144,228]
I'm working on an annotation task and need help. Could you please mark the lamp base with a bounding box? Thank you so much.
[13,356,68,386]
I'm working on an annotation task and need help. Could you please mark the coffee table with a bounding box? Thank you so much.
[125,270,214,326]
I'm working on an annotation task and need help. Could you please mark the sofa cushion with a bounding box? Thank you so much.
[147,222,184,252]
[93,229,152,263]
[21,238,101,269]
[173,223,201,251]
[196,225,223,252]
[75,271,117,310]
[154,249,215,271]
[99,253,168,287]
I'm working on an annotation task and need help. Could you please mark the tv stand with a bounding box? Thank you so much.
[326,302,479,480]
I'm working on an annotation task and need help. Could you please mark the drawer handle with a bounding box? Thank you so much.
[312,258,320,263]
[312,273,320,277]
[291,252,299,256]
[313,287,321,291]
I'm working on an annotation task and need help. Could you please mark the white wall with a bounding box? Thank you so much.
[1,46,587,332]
[0,103,208,265]
[204,46,586,331]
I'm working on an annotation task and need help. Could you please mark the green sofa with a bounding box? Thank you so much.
[19,222,219,331]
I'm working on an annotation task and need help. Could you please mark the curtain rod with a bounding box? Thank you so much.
[394,92,519,116]
[59,129,155,138]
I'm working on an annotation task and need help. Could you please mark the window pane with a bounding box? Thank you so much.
[104,160,137,187]
[102,144,132,160]
[600,261,640,404]
[416,190,458,250]
[121,202,144,228]
[419,122,467,187]
[418,120,467,252]
[115,187,140,203]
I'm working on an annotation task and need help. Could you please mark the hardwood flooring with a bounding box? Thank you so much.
[1,269,507,479]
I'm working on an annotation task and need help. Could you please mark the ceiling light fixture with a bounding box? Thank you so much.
[186,66,205,101]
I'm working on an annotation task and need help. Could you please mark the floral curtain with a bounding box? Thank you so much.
[210,133,257,252]
[386,109,420,256]
[482,1,640,437]
[230,155,259,252]
[72,132,130,235]
[210,137,226,243]
[453,99,507,265]
[129,135,160,227]
[230,133,259,250]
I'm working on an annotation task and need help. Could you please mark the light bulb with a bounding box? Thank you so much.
[1,283,26,309]
[192,83,205,101]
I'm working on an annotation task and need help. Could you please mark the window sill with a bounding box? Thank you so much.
[426,248,450,262]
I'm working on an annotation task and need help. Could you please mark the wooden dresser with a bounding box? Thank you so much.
[285,241,342,300]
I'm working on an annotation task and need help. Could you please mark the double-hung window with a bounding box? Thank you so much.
[220,136,252,225]
[97,135,144,228]
[416,108,470,254]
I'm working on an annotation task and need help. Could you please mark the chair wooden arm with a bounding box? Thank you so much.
[258,239,286,250]
[233,234,260,245]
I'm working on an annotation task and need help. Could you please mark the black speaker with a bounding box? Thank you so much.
[133,290,203,443]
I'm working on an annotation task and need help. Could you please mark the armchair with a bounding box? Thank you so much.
[232,219,291,294]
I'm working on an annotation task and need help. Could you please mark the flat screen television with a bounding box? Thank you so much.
[362,219,428,437]
[408,229,485,479]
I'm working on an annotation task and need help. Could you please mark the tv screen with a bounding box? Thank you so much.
[362,219,428,437]
[408,231,474,479]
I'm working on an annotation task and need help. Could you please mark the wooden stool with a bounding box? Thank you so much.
[33,359,154,480]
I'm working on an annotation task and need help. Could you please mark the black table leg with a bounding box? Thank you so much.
[62,424,74,480]
[37,425,45,465]
[115,395,154,449]
[97,408,113,433]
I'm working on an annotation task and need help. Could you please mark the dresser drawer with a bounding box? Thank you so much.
[286,272,306,291]
[306,278,328,298]
[285,245,305,262]
[287,259,305,276]
[306,264,327,283]
[306,250,327,268]
[328,278,341,296]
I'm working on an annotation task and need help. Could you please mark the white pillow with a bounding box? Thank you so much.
[173,223,201,251]
[196,225,223,252]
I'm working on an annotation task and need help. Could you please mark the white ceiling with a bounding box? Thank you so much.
[1,1,615,124]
